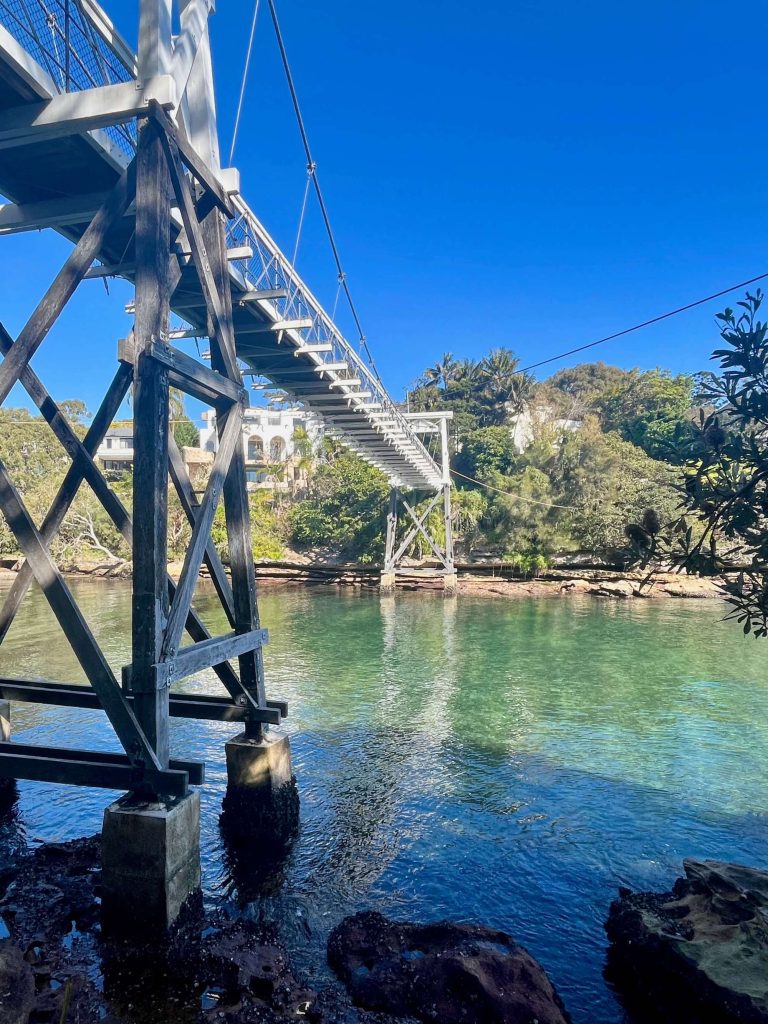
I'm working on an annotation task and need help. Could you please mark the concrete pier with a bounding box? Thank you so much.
[101,791,201,932]
[221,732,299,847]
[380,570,397,593]
[0,700,16,809]
[444,571,459,594]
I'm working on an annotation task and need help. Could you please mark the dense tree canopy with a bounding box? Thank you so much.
[0,329,714,572]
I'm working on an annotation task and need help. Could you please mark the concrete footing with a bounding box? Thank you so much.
[443,571,458,594]
[380,570,396,593]
[220,732,299,848]
[101,790,201,933]
[0,700,16,809]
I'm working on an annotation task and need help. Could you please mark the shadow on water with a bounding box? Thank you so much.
[1,578,767,1023]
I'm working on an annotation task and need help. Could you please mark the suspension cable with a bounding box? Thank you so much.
[228,0,261,166]
[518,271,768,375]
[265,0,381,379]
[291,164,313,267]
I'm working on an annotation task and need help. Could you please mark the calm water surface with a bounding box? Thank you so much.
[0,579,766,1023]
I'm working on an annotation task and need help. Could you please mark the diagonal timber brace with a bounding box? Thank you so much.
[0,101,282,796]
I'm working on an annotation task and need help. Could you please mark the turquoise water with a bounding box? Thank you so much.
[1,580,767,1022]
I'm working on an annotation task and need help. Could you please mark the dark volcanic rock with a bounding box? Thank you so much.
[0,940,34,1024]
[328,911,571,1024]
[606,858,768,1023]
[0,836,101,945]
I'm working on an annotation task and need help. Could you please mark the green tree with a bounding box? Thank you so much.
[455,426,518,479]
[650,291,768,636]
[547,362,630,411]
[557,418,678,553]
[451,488,488,553]
[481,466,562,556]
[287,442,390,561]
[596,368,695,460]
[59,399,92,426]
[173,417,200,448]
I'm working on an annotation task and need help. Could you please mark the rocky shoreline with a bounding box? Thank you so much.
[0,562,724,602]
[0,835,572,1024]
[5,834,768,1023]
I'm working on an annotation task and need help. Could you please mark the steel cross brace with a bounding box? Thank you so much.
[383,483,456,575]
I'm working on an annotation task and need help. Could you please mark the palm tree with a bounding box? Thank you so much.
[291,425,315,494]
[479,348,519,393]
[424,352,458,391]
[453,358,481,387]
[479,348,533,415]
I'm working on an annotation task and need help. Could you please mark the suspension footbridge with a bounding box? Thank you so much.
[0,0,453,928]
[0,0,443,490]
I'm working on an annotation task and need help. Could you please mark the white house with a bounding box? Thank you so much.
[96,427,134,471]
[200,405,323,492]
[508,406,581,452]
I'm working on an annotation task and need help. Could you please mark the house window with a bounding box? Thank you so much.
[247,435,264,461]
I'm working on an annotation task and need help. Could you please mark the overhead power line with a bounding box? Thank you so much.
[265,0,381,379]
[518,271,768,375]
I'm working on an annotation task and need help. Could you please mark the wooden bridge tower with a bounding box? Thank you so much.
[0,0,294,930]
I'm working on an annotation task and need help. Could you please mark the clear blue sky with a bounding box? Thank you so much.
[1,0,765,420]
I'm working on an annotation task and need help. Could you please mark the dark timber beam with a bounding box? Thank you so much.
[0,465,162,771]
[161,407,243,660]
[149,101,235,219]
[0,678,286,721]
[131,116,172,766]
[0,741,199,794]
[0,157,137,408]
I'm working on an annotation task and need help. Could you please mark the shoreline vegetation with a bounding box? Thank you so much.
[0,559,722,600]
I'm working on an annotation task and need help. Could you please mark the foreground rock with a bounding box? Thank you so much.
[0,941,34,1024]
[329,911,571,1024]
[606,858,768,1023]
[0,837,414,1023]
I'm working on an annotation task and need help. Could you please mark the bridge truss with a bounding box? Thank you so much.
[0,0,451,809]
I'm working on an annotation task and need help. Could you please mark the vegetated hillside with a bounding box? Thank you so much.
[0,348,702,570]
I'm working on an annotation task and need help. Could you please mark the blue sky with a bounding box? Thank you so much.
[1,0,766,420]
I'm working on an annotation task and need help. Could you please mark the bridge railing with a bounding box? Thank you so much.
[225,197,439,475]
[0,0,136,154]
[0,0,441,486]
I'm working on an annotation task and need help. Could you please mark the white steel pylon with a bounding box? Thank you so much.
[381,411,456,593]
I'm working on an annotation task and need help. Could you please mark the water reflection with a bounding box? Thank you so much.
[0,579,767,1023]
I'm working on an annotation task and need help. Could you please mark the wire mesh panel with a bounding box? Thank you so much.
[0,0,136,153]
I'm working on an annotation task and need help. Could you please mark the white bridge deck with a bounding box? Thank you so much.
[0,0,442,490]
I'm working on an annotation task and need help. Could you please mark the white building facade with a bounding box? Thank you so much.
[96,427,134,472]
[200,405,323,492]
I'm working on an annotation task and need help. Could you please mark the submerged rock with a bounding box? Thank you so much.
[606,858,768,1023]
[328,910,571,1024]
